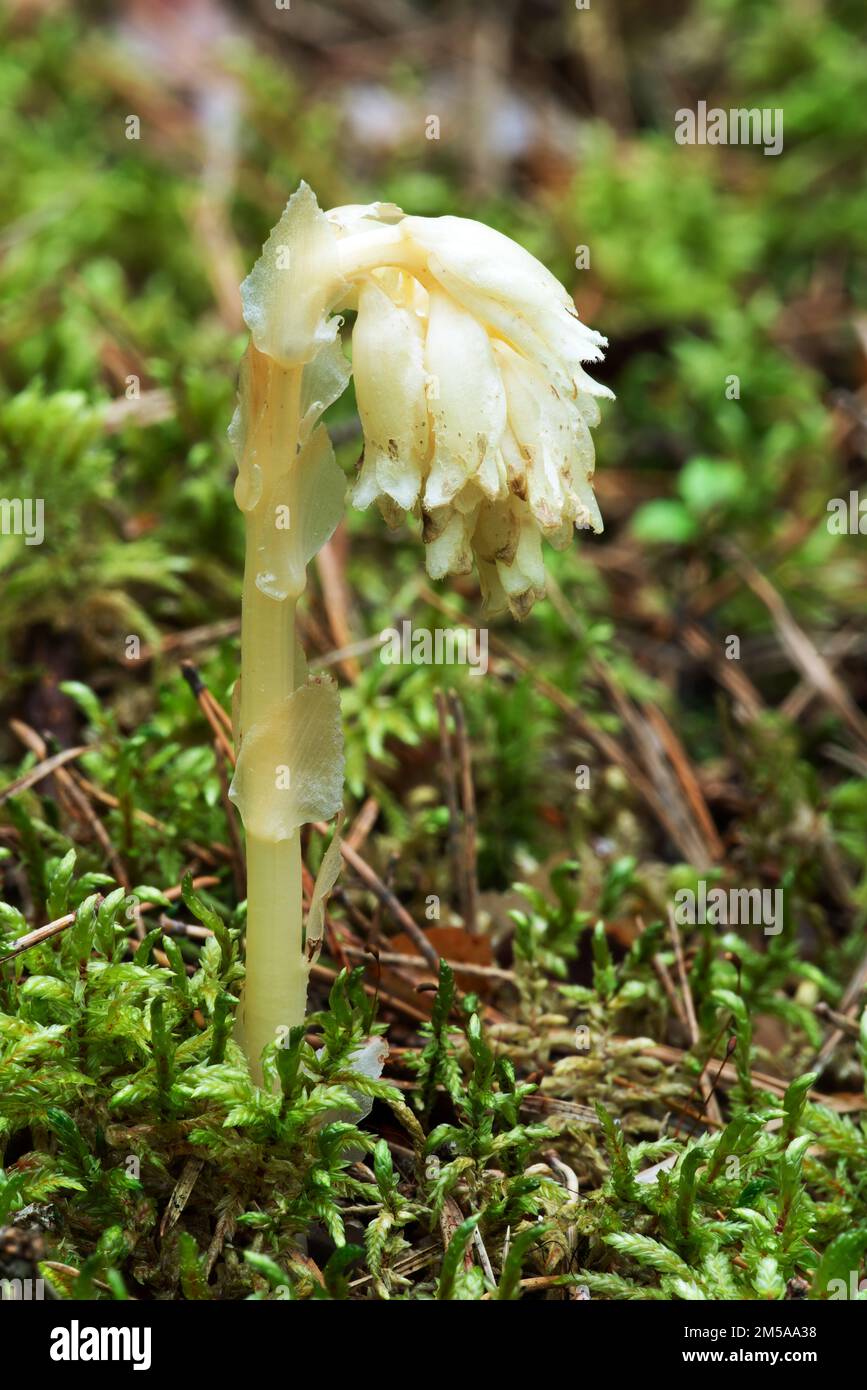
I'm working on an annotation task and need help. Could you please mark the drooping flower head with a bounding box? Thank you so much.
[236,184,612,619]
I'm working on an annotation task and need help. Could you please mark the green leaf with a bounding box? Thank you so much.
[70,892,99,960]
[0,901,27,938]
[782,1071,817,1144]
[160,935,189,996]
[496,1224,547,1300]
[178,1232,212,1300]
[47,849,77,919]
[811,1230,867,1300]
[631,499,697,545]
[245,1250,291,1296]
[675,1146,705,1237]
[678,456,744,514]
[323,1244,364,1300]
[437,1214,481,1300]
[181,872,233,974]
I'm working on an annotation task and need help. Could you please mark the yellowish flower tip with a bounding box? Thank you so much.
[240,182,613,620]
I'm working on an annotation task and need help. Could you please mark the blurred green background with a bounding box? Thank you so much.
[1,0,865,949]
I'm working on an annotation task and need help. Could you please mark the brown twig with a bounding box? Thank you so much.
[435,689,463,905]
[0,875,219,966]
[315,526,360,683]
[313,823,440,974]
[667,906,723,1129]
[418,584,713,864]
[730,547,867,752]
[643,703,724,861]
[635,916,689,1031]
[341,944,515,982]
[309,960,430,1024]
[181,662,236,766]
[344,797,379,856]
[214,740,245,899]
[810,946,867,1079]
[8,721,129,888]
[448,690,479,935]
[0,741,91,805]
[679,621,765,722]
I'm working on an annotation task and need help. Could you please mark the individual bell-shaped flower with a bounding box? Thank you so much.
[401,213,614,407]
[350,274,430,515]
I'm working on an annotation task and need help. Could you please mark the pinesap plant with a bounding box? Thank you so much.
[229,184,611,1080]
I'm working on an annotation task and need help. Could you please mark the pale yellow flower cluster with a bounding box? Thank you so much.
[239,184,612,619]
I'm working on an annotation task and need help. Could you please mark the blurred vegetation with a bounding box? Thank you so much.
[0,0,865,1300]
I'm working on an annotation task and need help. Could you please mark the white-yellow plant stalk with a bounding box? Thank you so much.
[229,184,611,1082]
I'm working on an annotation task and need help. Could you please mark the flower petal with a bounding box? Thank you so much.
[351,278,430,512]
[423,290,507,510]
[404,213,613,400]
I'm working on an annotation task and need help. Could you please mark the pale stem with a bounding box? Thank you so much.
[237,370,307,1083]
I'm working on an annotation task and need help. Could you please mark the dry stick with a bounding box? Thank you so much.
[730,547,867,752]
[8,721,129,889]
[180,662,236,766]
[473,1226,496,1286]
[810,946,867,1080]
[598,672,713,868]
[310,633,385,672]
[418,584,706,864]
[202,687,234,736]
[642,703,724,861]
[480,1275,583,1300]
[0,911,75,962]
[177,666,242,888]
[635,916,689,1032]
[545,575,718,865]
[689,516,814,619]
[434,690,463,908]
[204,1208,236,1280]
[213,739,245,900]
[69,773,167,832]
[309,960,430,1025]
[680,1036,738,1142]
[679,620,857,910]
[0,743,91,804]
[141,617,240,664]
[315,528,361,683]
[779,629,863,722]
[348,1237,441,1290]
[667,906,724,1129]
[0,875,219,965]
[821,743,867,779]
[343,796,379,855]
[627,1037,861,1112]
[679,621,765,721]
[341,944,515,982]
[448,690,479,936]
[159,1157,205,1239]
[814,1001,862,1040]
[313,823,440,974]
[103,389,174,434]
